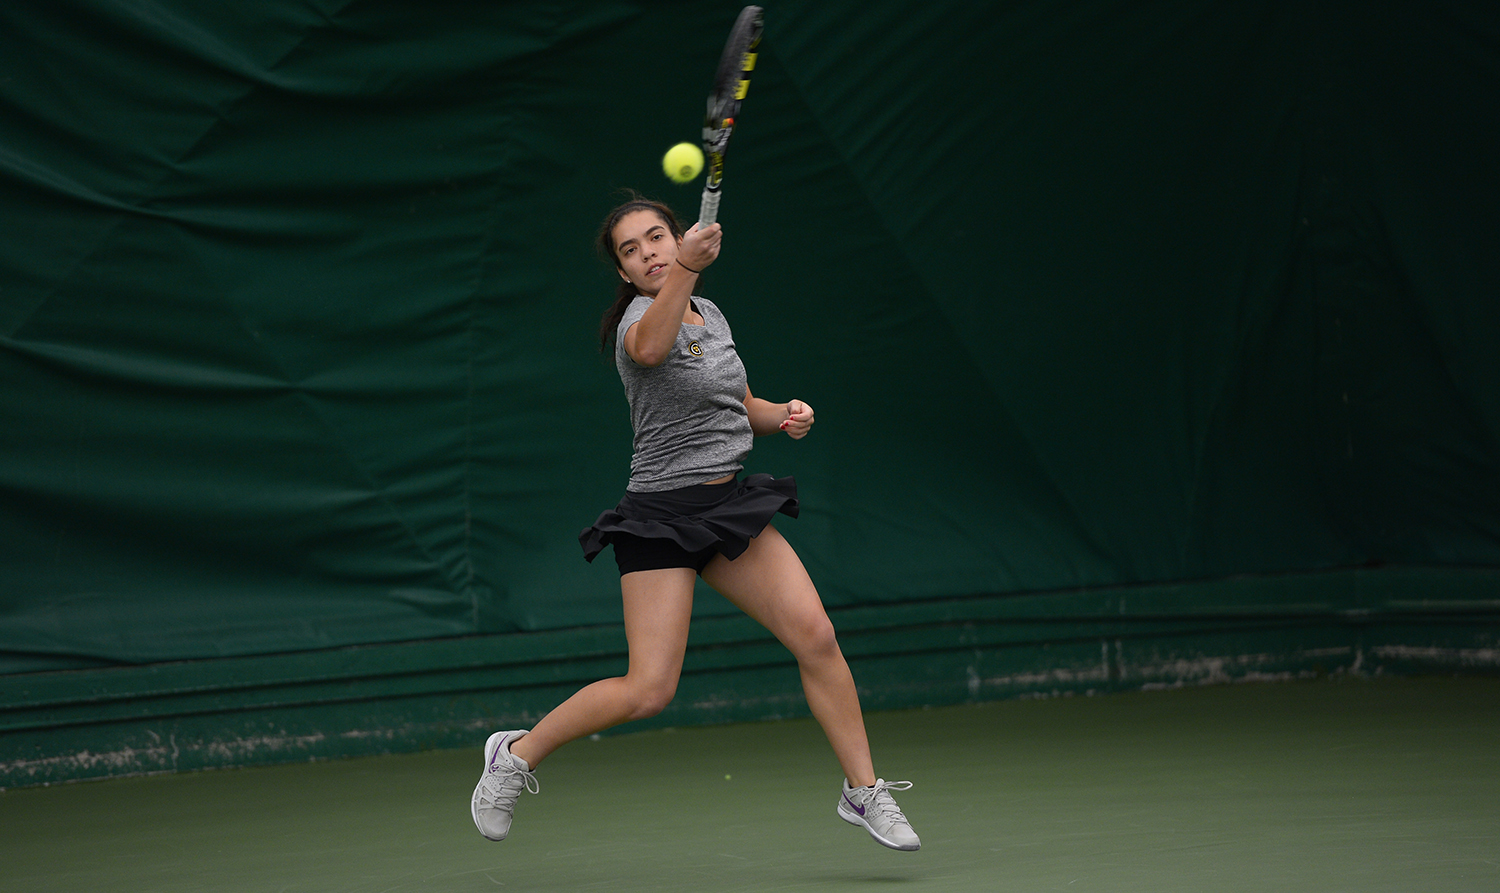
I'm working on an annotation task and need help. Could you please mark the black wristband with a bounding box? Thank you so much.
[676,259,702,274]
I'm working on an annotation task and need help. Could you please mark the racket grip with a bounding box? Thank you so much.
[699,188,721,227]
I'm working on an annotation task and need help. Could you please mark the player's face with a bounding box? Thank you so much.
[612,210,679,297]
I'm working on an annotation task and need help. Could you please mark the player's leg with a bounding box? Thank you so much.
[473,567,696,840]
[701,527,872,781]
[699,528,912,846]
[700,525,919,851]
[513,567,697,766]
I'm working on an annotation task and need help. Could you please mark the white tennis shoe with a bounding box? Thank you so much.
[472,730,538,841]
[837,778,921,851]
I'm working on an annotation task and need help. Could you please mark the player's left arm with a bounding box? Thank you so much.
[744,385,813,439]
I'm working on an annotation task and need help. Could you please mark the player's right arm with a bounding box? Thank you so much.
[624,223,720,367]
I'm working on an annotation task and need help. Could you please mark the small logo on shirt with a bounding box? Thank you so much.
[688,340,703,357]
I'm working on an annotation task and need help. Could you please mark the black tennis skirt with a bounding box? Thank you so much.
[579,473,799,564]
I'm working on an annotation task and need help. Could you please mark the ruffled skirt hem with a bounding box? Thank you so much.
[579,473,799,563]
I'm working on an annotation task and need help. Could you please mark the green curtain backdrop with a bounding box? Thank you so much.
[2,1,1497,672]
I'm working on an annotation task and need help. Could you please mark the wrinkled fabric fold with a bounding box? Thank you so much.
[580,473,798,563]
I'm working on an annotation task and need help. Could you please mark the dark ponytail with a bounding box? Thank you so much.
[596,193,687,353]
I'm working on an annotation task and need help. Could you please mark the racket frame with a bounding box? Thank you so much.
[699,6,763,226]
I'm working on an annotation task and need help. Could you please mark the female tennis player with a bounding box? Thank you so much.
[471,194,920,851]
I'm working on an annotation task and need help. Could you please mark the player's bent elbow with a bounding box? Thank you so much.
[630,345,669,368]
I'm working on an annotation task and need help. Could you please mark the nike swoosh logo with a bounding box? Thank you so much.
[843,795,865,817]
[489,735,511,771]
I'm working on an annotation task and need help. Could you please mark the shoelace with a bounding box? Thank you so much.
[865,779,913,822]
[480,760,539,806]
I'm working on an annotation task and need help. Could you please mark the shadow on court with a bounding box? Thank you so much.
[3,676,1497,892]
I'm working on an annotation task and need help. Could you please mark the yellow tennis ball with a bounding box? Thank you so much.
[663,142,704,183]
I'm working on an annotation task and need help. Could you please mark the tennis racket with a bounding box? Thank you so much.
[699,5,763,226]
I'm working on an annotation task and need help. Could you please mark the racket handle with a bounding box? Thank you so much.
[699,188,721,227]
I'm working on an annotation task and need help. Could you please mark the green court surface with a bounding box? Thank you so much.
[4,677,1497,892]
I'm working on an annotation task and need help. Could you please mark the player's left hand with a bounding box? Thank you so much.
[779,399,814,439]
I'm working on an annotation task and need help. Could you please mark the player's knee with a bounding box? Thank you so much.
[626,676,678,720]
[790,613,840,663]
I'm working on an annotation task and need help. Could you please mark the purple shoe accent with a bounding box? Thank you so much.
[488,734,512,771]
[843,793,866,817]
